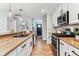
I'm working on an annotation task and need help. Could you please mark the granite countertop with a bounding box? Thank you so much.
[59,37,79,50]
[0,32,34,56]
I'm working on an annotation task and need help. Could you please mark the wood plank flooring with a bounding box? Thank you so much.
[32,36,55,56]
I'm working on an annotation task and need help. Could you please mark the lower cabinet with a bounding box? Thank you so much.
[17,42,27,56]
[60,39,79,56]
[7,36,33,56]
[60,40,68,56]
[26,37,33,56]
[67,44,79,56]
[7,48,18,56]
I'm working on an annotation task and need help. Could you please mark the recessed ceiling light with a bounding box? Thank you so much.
[41,9,45,12]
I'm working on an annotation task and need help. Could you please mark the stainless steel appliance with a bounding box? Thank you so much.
[51,34,60,56]
[51,32,75,56]
[57,11,69,26]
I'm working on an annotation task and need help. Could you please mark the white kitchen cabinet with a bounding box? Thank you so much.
[18,46,27,56]
[18,37,33,56]
[60,39,79,56]
[26,37,33,56]
[53,3,79,25]
[7,36,33,56]
[17,41,27,56]
[60,39,68,56]
[7,48,18,56]
[69,3,79,24]
[53,8,60,27]
[66,43,79,56]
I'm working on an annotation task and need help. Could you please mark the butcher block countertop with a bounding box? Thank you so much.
[0,32,34,56]
[60,37,79,50]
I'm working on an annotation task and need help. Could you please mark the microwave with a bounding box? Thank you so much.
[57,11,69,26]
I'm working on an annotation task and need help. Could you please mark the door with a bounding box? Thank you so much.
[36,24,42,36]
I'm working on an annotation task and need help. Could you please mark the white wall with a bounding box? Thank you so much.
[47,14,52,44]
[42,13,53,44]
[42,14,47,40]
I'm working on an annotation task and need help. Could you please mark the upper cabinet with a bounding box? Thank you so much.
[0,4,9,33]
[52,3,79,27]
[69,3,79,24]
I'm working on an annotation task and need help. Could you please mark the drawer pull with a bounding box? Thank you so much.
[22,44,26,48]
[72,51,79,56]
[60,42,64,45]
[65,52,67,56]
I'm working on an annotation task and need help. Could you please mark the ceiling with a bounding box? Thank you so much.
[0,3,60,18]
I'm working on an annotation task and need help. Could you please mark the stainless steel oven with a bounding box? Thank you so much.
[51,35,60,56]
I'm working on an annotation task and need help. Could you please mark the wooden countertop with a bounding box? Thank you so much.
[59,37,79,50]
[0,32,34,56]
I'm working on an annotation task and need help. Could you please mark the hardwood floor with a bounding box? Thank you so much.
[32,36,55,56]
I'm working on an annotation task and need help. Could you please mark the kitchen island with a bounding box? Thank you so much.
[0,32,35,56]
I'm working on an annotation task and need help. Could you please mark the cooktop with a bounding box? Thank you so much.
[52,33,75,37]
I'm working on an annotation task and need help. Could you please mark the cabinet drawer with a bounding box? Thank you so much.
[68,44,79,56]
[17,42,26,55]
[7,48,18,56]
[60,40,67,46]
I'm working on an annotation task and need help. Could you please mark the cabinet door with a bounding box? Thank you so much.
[18,47,27,56]
[53,12,58,27]
[7,48,18,56]
[17,42,26,55]
[26,37,33,56]
[69,3,79,24]
[67,44,79,56]
[60,40,68,56]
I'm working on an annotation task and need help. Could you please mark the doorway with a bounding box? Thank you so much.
[36,24,42,36]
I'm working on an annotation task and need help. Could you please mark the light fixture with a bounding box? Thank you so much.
[41,9,45,12]
[19,16,22,21]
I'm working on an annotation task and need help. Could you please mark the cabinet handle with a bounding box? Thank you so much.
[72,51,79,56]
[22,44,26,48]
[60,42,64,45]
[65,52,67,56]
